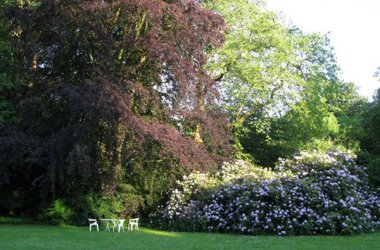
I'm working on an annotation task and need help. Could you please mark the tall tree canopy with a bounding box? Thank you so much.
[0,0,230,215]
[205,0,303,138]
[203,0,363,166]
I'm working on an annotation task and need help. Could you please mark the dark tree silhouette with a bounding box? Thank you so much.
[0,0,230,215]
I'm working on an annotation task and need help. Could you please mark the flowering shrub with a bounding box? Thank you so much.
[150,150,380,235]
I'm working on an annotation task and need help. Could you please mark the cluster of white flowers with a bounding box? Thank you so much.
[150,149,380,235]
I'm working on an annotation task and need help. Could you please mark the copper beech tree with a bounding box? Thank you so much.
[0,0,231,215]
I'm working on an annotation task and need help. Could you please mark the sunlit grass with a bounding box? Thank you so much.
[140,228,180,238]
[0,224,378,250]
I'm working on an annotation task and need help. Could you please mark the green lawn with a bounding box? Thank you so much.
[0,224,378,250]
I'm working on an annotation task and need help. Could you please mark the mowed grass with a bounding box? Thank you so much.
[0,224,379,250]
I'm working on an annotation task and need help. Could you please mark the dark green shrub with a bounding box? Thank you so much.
[67,185,144,225]
[40,199,73,225]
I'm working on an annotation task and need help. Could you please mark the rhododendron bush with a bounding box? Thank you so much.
[150,150,380,235]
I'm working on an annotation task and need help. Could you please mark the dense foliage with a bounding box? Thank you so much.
[204,0,365,166]
[0,0,378,230]
[0,0,230,220]
[359,89,380,187]
[150,150,380,235]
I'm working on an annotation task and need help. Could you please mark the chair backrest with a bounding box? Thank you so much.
[88,218,98,225]
[129,218,139,224]
[112,219,118,227]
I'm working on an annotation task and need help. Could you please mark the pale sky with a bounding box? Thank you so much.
[265,0,380,100]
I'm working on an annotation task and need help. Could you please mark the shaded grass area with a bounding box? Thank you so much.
[0,224,379,250]
[0,216,33,224]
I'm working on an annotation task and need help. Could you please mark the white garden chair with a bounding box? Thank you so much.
[128,218,139,231]
[88,218,99,232]
[112,219,118,232]
[118,219,126,233]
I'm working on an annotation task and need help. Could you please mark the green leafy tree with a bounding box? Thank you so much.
[274,79,362,154]
[360,88,380,186]
[271,32,365,163]
[252,47,364,166]
[203,0,305,157]
[203,0,363,166]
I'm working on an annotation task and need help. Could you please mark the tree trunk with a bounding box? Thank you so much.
[194,82,205,143]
